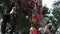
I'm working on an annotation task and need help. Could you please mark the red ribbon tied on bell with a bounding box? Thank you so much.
[32,14,36,22]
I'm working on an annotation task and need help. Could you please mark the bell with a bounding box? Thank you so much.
[32,14,36,22]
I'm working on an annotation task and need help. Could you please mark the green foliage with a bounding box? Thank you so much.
[53,0,60,23]
[42,5,59,32]
[0,0,59,34]
[52,0,60,31]
[15,13,31,34]
[42,6,49,15]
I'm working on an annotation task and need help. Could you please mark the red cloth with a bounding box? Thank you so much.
[32,29,37,34]
[22,0,34,8]
[15,3,19,10]
[30,0,34,3]
[22,2,29,8]
[32,15,36,22]
[16,5,19,10]
[30,27,37,34]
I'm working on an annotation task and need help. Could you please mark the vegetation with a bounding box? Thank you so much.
[0,0,60,34]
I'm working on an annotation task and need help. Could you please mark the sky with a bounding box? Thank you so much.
[42,0,55,9]
[42,0,55,16]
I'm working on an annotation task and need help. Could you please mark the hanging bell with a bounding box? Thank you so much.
[32,14,36,22]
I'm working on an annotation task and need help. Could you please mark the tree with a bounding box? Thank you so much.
[52,0,60,31]
[53,0,60,24]
[42,5,59,33]
[42,6,49,15]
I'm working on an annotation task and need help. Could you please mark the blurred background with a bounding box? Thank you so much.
[0,0,60,34]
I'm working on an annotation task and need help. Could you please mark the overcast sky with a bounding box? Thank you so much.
[42,0,55,9]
